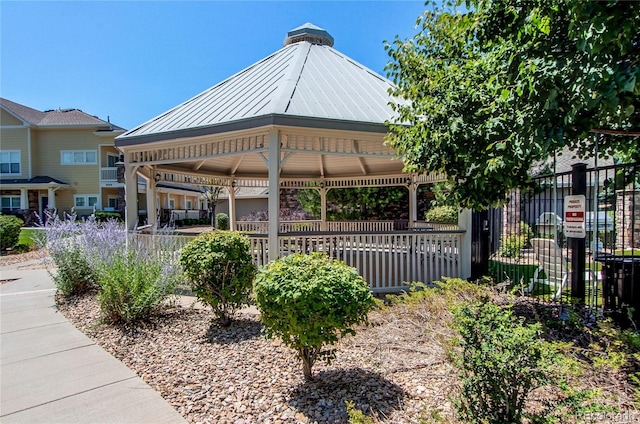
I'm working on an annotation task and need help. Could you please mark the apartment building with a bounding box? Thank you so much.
[0,97,125,223]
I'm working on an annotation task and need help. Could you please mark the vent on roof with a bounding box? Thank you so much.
[284,22,334,47]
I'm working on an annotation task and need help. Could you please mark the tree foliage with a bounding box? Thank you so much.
[297,187,407,220]
[385,0,639,209]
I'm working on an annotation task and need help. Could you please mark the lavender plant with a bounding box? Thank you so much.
[37,212,182,323]
[35,211,98,295]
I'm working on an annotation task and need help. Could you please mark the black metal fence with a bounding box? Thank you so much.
[487,161,639,320]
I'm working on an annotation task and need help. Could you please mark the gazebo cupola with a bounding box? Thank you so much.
[283,22,334,47]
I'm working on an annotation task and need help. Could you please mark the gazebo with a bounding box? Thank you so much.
[116,23,470,291]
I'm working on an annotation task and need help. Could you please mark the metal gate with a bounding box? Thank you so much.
[486,161,639,315]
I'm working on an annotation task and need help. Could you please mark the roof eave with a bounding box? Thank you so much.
[0,182,71,189]
[116,114,390,147]
[35,124,112,129]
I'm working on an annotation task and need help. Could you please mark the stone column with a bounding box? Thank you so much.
[616,189,640,249]
[502,188,521,236]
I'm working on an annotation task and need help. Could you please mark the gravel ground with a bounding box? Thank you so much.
[56,294,458,423]
[0,248,47,270]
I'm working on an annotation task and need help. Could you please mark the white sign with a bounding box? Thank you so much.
[564,194,586,238]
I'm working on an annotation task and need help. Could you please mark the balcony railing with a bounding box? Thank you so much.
[101,167,118,182]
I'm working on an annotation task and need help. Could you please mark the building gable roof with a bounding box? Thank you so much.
[118,23,405,144]
[0,98,46,125]
[0,97,122,129]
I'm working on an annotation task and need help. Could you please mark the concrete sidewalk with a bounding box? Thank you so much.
[0,265,186,424]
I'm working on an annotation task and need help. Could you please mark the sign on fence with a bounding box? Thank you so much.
[564,194,586,238]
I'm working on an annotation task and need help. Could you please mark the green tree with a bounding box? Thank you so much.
[385,0,639,209]
[200,185,224,227]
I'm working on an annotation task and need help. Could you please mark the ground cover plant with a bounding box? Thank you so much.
[254,252,374,381]
[180,230,256,327]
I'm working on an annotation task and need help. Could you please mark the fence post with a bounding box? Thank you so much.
[570,163,587,302]
[470,210,489,280]
[459,208,473,280]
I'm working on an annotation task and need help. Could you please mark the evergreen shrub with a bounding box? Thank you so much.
[425,205,458,223]
[97,249,177,324]
[499,233,527,258]
[0,214,24,250]
[254,252,374,380]
[452,301,598,423]
[216,213,229,230]
[180,231,255,326]
[94,211,123,222]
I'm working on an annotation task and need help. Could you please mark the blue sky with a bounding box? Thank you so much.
[1,1,427,130]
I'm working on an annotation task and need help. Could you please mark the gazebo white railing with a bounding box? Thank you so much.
[134,227,463,293]
[249,231,463,292]
[236,220,396,233]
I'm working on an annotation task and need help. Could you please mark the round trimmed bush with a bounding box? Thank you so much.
[425,205,458,223]
[180,230,255,326]
[216,213,229,230]
[254,252,374,380]
[0,214,24,250]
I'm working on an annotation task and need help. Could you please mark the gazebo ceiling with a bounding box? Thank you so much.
[116,23,413,184]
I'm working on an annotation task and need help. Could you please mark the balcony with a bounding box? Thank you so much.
[100,167,123,187]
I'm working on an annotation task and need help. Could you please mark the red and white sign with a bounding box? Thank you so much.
[564,195,586,238]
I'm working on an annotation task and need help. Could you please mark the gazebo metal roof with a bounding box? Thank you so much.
[117,23,404,145]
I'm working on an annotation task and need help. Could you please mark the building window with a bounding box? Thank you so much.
[168,199,175,209]
[186,200,192,210]
[61,150,97,165]
[74,195,100,209]
[0,151,21,175]
[107,197,118,209]
[1,196,21,211]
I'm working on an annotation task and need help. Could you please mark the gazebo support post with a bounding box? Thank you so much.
[320,186,327,231]
[228,184,237,231]
[146,170,157,227]
[268,129,281,261]
[408,179,418,225]
[124,163,139,231]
